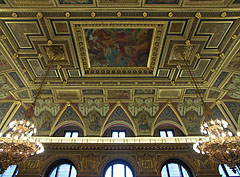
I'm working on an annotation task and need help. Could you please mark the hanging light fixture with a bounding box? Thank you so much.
[0,44,58,173]
[193,119,240,172]
[179,45,240,173]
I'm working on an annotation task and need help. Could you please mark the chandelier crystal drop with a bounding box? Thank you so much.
[0,48,59,173]
[0,119,44,173]
[193,119,240,172]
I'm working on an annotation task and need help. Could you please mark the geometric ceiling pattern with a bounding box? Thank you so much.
[0,0,240,137]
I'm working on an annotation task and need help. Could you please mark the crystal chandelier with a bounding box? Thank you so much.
[0,119,44,173]
[193,119,240,172]
[0,45,58,173]
[179,48,240,173]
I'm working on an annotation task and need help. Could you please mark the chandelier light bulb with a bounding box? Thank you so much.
[228,131,233,136]
[211,120,215,125]
[222,132,226,137]
[6,133,11,138]
[193,119,240,173]
[0,119,44,173]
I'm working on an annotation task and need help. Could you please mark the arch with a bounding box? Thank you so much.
[101,121,136,137]
[153,121,186,136]
[50,104,85,136]
[1,103,37,136]
[160,158,195,177]
[100,157,137,177]
[42,157,80,177]
[50,121,85,137]
[152,104,187,136]
[101,104,137,136]
[201,103,237,134]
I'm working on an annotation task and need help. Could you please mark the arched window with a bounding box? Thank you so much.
[161,159,193,177]
[0,165,18,177]
[45,159,77,177]
[219,164,240,177]
[103,160,134,177]
[103,125,135,137]
[53,125,84,137]
[154,124,185,137]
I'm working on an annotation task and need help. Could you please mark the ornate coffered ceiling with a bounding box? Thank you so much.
[0,0,240,137]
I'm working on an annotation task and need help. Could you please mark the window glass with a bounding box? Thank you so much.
[161,161,191,177]
[104,161,134,177]
[64,132,71,137]
[167,130,174,137]
[181,166,190,177]
[219,164,240,177]
[111,131,126,138]
[160,131,167,137]
[119,132,126,138]
[218,165,226,177]
[0,165,18,177]
[70,166,77,177]
[168,163,181,177]
[48,162,77,177]
[72,132,79,138]
[49,168,57,177]
[113,164,124,177]
[57,164,70,177]
[112,131,119,138]
[161,165,168,177]
[105,166,112,177]
[126,166,133,177]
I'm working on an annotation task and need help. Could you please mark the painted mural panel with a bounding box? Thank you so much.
[85,29,153,67]
[0,75,14,99]
[224,75,240,99]
[0,52,11,72]
[9,72,25,88]
[213,72,229,87]
[106,106,132,126]
[57,106,83,126]
[224,102,240,122]
[145,0,179,4]
[226,50,240,72]
[0,102,12,122]
[100,0,138,3]
[107,90,131,100]
[59,0,92,4]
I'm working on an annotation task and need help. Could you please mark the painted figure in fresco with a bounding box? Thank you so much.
[225,75,240,99]
[85,29,153,67]
[89,113,100,131]
[0,75,13,99]
[184,110,200,134]
[39,111,52,131]
[138,113,150,131]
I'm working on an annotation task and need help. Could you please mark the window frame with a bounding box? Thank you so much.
[45,159,77,177]
[111,130,126,138]
[103,159,134,177]
[219,164,240,177]
[161,159,193,177]
[64,130,79,138]
[0,165,18,177]
[159,129,175,137]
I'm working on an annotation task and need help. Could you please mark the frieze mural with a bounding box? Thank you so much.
[128,98,159,116]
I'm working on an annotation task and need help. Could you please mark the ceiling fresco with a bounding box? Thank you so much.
[0,0,240,137]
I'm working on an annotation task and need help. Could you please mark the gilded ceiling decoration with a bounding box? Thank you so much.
[0,0,240,137]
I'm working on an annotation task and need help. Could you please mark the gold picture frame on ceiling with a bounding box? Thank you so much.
[72,21,167,77]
